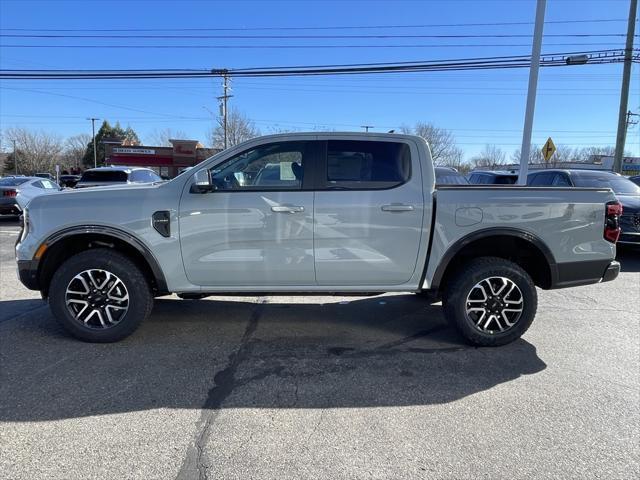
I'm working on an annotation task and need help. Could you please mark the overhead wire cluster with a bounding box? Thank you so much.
[0,49,637,80]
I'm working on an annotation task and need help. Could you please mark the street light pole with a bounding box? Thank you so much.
[87,117,99,168]
[517,0,546,185]
[12,139,18,174]
[613,0,638,174]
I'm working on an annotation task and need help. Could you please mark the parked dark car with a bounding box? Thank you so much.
[59,174,81,188]
[75,166,163,188]
[527,169,640,246]
[629,175,640,187]
[435,167,469,186]
[467,170,518,185]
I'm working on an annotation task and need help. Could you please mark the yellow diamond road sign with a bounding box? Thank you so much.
[542,137,556,162]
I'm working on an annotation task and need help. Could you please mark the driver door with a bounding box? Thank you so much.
[179,140,317,287]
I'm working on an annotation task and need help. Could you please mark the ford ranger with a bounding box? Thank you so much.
[15,133,622,346]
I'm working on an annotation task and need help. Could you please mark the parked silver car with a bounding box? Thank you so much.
[0,176,61,216]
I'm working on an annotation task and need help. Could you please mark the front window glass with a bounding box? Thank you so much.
[209,142,306,190]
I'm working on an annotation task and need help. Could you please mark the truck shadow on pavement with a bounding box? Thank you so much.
[0,294,546,422]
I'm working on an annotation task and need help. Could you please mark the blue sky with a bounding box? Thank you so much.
[0,0,638,160]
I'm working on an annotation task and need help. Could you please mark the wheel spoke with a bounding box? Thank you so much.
[65,269,129,330]
[465,276,524,335]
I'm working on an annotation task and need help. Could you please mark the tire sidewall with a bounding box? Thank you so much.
[49,250,151,342]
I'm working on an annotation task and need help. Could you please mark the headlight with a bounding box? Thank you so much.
[19,207,29,243]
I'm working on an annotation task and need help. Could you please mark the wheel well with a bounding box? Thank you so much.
[38,233,163,296]
[437,235,553,292]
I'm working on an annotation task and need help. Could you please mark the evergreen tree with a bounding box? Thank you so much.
[81,120,140,167]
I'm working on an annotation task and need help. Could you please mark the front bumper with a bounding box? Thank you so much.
[17,259,40,291]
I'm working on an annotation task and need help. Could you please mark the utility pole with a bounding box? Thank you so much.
[361,125,374,132]
[517,0,546,185]
[217,72,233,149]
[87,117,99,168]
[12,139,18,174]
[613,0,638,174]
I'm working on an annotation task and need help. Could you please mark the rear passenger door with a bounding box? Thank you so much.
[313,138,424,286]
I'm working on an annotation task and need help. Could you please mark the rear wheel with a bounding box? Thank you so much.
[443,257,537,346]
[49,248,153,342]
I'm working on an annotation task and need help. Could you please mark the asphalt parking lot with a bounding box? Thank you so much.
[0,216,638,480]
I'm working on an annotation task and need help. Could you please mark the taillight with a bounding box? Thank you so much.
[3,189,17,197]
[604,200,623,243]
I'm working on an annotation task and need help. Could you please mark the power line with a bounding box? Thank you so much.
[0,33,633,39]
[0,50,633,79]
[0,18,627,32]
[0,43,628,49]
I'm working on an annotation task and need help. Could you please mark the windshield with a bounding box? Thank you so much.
[79,171,128,183]
[571,172,640,195]
[0,177,30,186]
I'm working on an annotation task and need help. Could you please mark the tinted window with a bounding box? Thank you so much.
[571,172,640,195]
[528,172,556,186]
[210,141,307,190]
[0,177,29,186]
[326,140,410,189]
[552,174,571,187]
[80,171,129,183]
[494,175,517,185]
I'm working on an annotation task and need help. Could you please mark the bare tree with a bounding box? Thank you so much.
[549,144,576,165]
[208,109,260,149]
[573,145,616,162]
[63,133,91,170]
[147,128,189,146]
[400,122,464,167]
[510,144,544,164]
[5,127,64,175]
[471,144,507,168]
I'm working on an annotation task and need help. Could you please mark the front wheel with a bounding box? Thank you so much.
[443,257,537,347]
[48,248,153,342]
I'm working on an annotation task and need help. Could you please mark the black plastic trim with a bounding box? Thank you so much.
[554,259,615,288]
[418,194,438,292]
[430,227,558,291]
[40,225,169,293]
[17,259,40,290]
[601,261,620,283]
[152,211,171,238]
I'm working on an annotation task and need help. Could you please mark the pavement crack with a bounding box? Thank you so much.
[176,298,265,480]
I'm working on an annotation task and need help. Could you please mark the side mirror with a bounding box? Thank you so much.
[191,169,214,193]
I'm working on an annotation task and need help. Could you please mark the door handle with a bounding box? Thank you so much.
[271,205,304,213]
[381,204,414,212]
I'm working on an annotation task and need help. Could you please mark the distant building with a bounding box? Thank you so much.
[104,139,220,178]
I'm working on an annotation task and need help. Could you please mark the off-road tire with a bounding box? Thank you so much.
[443,256,537,347]
[49,248,153,342]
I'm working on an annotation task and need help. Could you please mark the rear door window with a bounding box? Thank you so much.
[324,140,411,189]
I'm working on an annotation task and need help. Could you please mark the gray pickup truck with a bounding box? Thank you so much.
[15,133,622,346]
